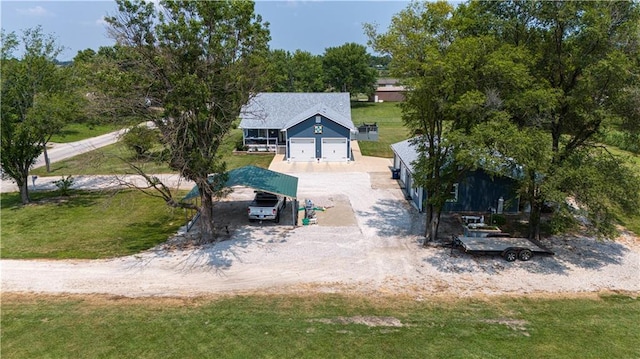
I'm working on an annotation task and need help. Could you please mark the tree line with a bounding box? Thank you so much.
[2,0,639,243]
[366,0,640,241]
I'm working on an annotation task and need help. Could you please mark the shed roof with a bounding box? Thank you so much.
[390,137,523,179]
[239,92,353,130]
[182,165,298,201]
[390,138,419,173]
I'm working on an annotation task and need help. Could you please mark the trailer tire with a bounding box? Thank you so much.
[503,249,518,262]
[518,249,533,261]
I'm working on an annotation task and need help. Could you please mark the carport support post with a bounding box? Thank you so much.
[291,198,296,227]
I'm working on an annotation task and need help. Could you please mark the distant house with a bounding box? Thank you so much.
[372,78,406,102]
[239,93,355,162]
[390,138,520,214]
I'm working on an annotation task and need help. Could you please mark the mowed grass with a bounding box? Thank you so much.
[351,101,408,158]
[607,146,640,235]
[31,128,273,177]
[50,123,126,143]
[2,293,638,358]
[0,190,186,259]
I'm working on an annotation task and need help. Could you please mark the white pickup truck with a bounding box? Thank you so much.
[247,191,286,223]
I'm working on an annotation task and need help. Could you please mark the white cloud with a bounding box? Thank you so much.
[16,5,54,17]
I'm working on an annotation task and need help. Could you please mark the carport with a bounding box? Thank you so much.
[182,165,299,227]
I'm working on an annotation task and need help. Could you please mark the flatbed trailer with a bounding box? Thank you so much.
[453,235,554,262]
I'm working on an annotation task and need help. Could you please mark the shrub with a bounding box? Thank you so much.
[122,126,158,157]
[52,175,74,196]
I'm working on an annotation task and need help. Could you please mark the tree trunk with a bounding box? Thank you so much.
[527,181,542,241]
[198,191,216,244]
[18,177,30,204]
[43,145,51,173]
[423,202,441,246]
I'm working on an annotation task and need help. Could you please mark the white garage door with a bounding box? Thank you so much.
[289,138,316,162]
[321,138,348,161]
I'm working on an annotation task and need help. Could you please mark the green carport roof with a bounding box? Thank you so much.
[181,165,298,201]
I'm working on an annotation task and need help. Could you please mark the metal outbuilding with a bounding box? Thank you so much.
[182,165,298,201]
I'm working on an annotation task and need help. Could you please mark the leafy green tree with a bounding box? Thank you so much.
[1,27,80,203]
[72,45,152,126]
[290,50,324,92]
[105,0,270,242]
[264,49,293,92]
[367,1,532,242]
[322,42,377,96]
[122,125,158,157]
[458,0,640,238]
[264,49,324,92]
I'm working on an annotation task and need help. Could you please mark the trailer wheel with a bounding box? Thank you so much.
[503,249,518,262]
[518,249,533,261]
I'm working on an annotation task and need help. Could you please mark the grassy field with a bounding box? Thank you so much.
[608,146,640,235]
[0,190,186,259]
[32,128,274,177]
[2,293,638,358]
[351,101,408,158]
[50,123,126,143]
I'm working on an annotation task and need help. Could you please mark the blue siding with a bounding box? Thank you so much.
[444,170,519,213]
[287,115,351,159]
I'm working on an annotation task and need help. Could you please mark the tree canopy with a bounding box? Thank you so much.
[367,0,640,241]
[322,42,378,96]
[1,26,81,203]
[105,0,270,242]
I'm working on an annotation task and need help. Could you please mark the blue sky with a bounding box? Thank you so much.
[1,0,411,61]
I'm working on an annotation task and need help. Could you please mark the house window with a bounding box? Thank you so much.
[315,115,322,123]
[447,183,459,202]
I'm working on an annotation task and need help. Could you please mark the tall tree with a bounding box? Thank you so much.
[367,1,530,242]
[290,50,324,92]
[105,0,270,242]
[322,42,377,95]
[263,49,324,92]
[458,0,640,238]
[1,27,79,203]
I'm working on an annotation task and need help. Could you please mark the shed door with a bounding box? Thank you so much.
[289,138,316,162]
[321,138,348,161]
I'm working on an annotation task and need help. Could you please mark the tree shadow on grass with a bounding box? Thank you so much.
[1,190,100,211]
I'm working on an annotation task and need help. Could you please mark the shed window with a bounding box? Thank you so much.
[447,183,459,202]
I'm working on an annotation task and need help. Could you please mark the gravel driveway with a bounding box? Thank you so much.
[2,170,639,298]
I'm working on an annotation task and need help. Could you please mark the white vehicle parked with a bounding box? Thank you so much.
[247,191,286,223]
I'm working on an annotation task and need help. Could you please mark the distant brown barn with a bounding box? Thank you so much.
[371,78,406,102]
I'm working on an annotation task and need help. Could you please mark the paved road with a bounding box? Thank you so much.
[34,128,128,169]
[0,130,131,192]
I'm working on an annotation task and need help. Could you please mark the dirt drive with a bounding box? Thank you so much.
[2,171,639,298]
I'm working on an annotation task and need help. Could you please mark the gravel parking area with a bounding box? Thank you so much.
[2,171,639,298]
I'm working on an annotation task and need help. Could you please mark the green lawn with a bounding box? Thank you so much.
[32,128,274,177]
[0,190,186,259]
[2,293,638,358]
[607,146,640,236]
[50,123,126,143]
[351,101,408,158]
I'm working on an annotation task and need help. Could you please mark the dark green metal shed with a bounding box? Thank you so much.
[181,165,298,201]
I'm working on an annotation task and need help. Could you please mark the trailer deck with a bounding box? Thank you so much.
[454,235,554,261]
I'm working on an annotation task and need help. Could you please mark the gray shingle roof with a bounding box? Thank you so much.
[239,93,353,130]
[391,137,524,179]
[390,138,419,173]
